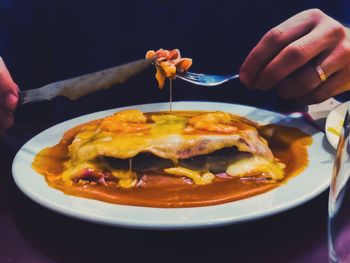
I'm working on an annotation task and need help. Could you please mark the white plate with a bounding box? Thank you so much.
[12,102,334,229]
[325,101,350,149]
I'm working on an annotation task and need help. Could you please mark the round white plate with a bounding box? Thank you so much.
[12,102,334,229]
[325,101,350,149]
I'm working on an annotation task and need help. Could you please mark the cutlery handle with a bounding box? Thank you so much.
[19,59,153,105]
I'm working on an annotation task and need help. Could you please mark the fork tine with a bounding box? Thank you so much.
[184,72,202,77]
[176,71,239,86]
[182,73,199,80]
[175,74,201,84]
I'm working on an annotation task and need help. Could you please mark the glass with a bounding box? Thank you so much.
[328,104,350,263]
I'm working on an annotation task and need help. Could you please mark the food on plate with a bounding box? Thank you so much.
[327,118,343,137]
[33,109,312,208]
[146,49,192,88]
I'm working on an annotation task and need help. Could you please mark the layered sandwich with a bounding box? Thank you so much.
[60,109,285,188]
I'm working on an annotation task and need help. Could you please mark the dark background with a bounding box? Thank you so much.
[0,0,349,125]
[0,1,349,262]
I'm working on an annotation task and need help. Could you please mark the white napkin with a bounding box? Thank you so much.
[306,97,342,132]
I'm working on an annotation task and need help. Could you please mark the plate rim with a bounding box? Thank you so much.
[12,101,333,229]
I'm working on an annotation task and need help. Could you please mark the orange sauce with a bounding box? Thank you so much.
[32,112,312,208]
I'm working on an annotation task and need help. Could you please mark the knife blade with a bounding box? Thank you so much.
[19,58,153,105]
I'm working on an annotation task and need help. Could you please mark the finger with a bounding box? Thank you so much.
[276,65,322,99]
[277,53,342,99]
[0,108,14,131]
[239,9,319,86]
[2,91,18,112]
[253,21,345,90]
[277,36,350,99]
[0,57,19,111]
[298,69,350,105]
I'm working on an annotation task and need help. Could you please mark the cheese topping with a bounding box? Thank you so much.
[61,110,284,188]
[164,167,215,185]
[226,156,285,182]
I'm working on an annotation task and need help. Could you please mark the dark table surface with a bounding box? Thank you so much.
[0,124,330,263]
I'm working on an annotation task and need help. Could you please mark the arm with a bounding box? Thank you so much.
[0,57,18,133]
[239,9,350,105]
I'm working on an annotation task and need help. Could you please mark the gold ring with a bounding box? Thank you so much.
[315,65,327,83]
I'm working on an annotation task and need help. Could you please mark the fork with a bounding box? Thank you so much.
[176,71,239,86]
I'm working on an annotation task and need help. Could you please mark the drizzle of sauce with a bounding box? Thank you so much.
[169,79,173,112]
[32,112,312,208]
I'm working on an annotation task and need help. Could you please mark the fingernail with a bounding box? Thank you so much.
[2,92,18,110]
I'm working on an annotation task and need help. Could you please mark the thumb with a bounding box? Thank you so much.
[0,57,18,111]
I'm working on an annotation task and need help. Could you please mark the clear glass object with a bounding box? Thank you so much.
[328,104,350,263]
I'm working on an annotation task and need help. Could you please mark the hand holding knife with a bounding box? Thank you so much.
[18,58,153,106]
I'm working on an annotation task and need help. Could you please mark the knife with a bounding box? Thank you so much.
[19,58,153,105]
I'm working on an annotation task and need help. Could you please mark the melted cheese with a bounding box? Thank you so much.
[112,169,137,188]
[226,156,285,182]
[62,110,283,188]
[189,112,238,133]
[164,167,215,185]
[151,114,187,135]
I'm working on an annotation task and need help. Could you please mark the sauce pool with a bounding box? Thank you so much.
[32,113,312,208]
